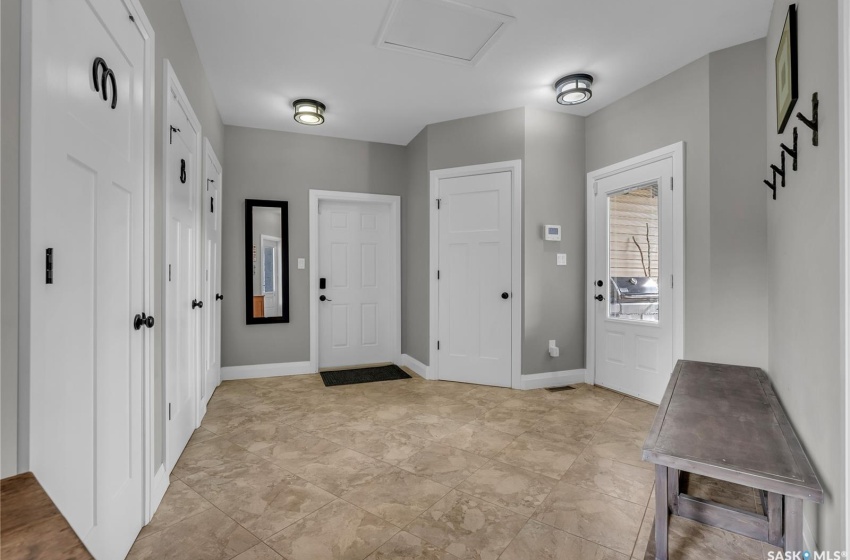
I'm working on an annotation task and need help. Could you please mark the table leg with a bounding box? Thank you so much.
[667,468,680,515]
[767,492,783,547]
[784,497,803,553]
[655,465,669,560]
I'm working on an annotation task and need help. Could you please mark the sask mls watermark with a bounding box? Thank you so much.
[767,551,848,560]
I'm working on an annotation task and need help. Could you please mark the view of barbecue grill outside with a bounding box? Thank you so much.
[608,183,660,322]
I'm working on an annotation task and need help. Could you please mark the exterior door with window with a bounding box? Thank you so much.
[592,158,675,403]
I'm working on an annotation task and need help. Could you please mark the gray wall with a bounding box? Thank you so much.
[221,125,407,367]
[765,0,844,549]
[1,0,21,477]
[402,127,430,364]
[523,108,587,374]
[708,40,769,368]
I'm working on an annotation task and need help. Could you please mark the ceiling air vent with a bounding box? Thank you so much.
[376,0,515,66]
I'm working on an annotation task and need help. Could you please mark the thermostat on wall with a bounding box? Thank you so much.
[544,225,561,241]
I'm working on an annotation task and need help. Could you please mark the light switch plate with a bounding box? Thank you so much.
[556,253,567,266]
[297,258,306,270]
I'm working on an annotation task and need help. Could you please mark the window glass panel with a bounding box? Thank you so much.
[608,183,659,322]
[263,246,275,293]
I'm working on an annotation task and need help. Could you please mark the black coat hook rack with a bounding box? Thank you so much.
[780,127,798,171]
[796,92,818,146]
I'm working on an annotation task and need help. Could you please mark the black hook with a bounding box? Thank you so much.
[169,125,181,145]
[796,92,819,146]
[92,57,107,96]
[103,68,117,109]
[780,127,798,171]
[771,151,786,188]
[764,172,777,200]
[180,159,187,184]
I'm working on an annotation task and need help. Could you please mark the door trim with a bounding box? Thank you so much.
[308,190,402,374]
[585,143,684,387]
[839,0,850,547]
[161,59,202,480]
[429,160,523,388]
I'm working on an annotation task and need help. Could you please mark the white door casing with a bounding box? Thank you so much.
[317,200,396,368]
[22,0,154,556]
[436,172,512,387]
[586,143,684,404]
[201,139,222,415]
[429,161,522,388]
[163,60,202,471]
[309,191,401,373]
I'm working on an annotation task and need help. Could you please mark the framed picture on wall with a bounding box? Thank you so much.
[775,3,798,134]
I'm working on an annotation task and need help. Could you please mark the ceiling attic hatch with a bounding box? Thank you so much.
[376,0,515,66]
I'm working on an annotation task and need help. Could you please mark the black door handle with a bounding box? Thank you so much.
[319,295,332,302]
[133,313,155,330]
[216,293,223,301]
[501,292,509,299]
[192,299,203,309]
[596,280,604,287]
[595,294,604,301]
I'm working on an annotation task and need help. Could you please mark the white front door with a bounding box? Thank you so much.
[318,200,396,368]
[201,141,222,412]
[591,157,675,403]
[25,0,151,556]
[164,65,201,471]
[437,172,513,387]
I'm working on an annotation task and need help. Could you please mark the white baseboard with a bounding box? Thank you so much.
[221,361,315,381]
[520,369,587,390]
[400,354,430,379]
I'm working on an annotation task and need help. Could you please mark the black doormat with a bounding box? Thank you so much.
[320,364,411,387]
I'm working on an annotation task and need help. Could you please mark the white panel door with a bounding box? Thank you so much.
[593,159,674,403]
[201,141,222,412]
[437,172,512,387]
[164,71,201,471]
[318,201,395,368]
[26,0,149,557]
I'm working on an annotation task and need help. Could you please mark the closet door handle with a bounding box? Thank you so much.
[192,299,203,309]
[216,293,223,301]
[595,294,604,302]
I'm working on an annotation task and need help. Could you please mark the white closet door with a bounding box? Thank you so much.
[26,0,150,557]
[201,141,222,412]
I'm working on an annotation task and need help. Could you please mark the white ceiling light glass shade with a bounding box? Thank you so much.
[293,99,326,125]
[554,73,593,105]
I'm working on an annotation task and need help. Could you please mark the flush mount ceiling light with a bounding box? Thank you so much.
[554,73,593,105]
[293,99,326,125]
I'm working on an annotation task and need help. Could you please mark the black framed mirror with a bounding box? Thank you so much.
[245,199,289,324]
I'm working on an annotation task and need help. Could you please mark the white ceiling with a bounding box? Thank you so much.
[180,0,772,146]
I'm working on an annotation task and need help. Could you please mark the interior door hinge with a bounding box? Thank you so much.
[593,184,598,195]
[670,177,674,191]
[436,198,442,209]
[168,403,172,420]
[437,270,440,280]
[168,264,172,282]
[671,275,674,288]
[437,341,440,350]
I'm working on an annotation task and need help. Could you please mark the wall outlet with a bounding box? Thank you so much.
[556,253,567,266]
[297,258,306,270]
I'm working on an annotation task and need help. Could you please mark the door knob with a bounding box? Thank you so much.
[192,299,203,309]
[595,294,604,301]
[133,313,155,330]
[215,293,223,301]
[501,292,510,299]
[596,280,604,287]
[320,295,332,302]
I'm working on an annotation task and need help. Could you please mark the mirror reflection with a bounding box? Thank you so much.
[245,200,289,324]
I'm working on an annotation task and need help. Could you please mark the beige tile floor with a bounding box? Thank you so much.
[128,371,781,560]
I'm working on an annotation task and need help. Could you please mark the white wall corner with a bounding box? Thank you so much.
[221,361,315,381]
[520,369,587,390]
[400,354,430,380]
[802,516,816,554]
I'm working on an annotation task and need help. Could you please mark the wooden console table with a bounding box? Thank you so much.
[642,360,823,558]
